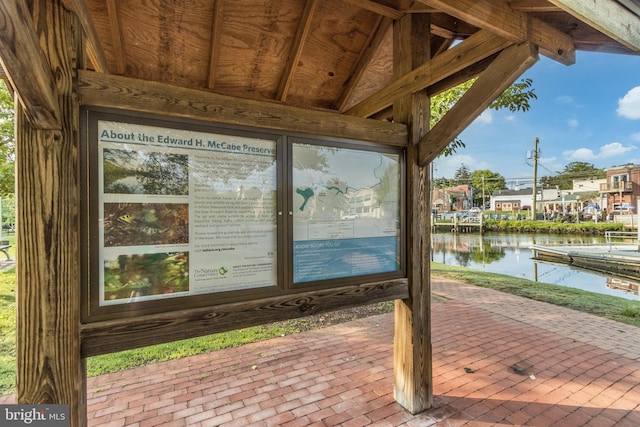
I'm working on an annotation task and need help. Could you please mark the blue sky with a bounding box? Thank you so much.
[432,50,640,188]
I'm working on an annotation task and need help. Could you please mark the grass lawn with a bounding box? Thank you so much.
[1,249,639,396]
[431,262,640,327]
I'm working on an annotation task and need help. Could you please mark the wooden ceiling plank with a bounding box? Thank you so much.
[105,0,125,74]
[344,29,512,117]
[78,70,408,145]
[335,16,392,111]
[276,0,318,102]
[207,0,225,89]
[0,0,61,128]
[546,0,640,52]
[417,0,575,65]
[418,42,539,165]
[64,0,110,73]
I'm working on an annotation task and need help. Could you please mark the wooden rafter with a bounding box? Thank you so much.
[207,0,225,89]
[343,0,404,19]
[105,0,125,74]
[344,29,512,118]
[64,0,110,73]
[417,0,575,65]
[430,36,454,58]
[276,0,318,102]
[509,0,561,12]
[418,41,539,165]
[366,51,496,122]
[427,54,496,96]
[547,0,640,52]
[334,16,392,112]
[0,0,61,129]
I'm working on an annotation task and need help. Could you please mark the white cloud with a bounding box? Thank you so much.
[599,142,635,158]
[631,132,640,142]
[563,142,636,161]
[433,154,491,178]
[556,95,574,104]
[617,86,640,119]
[474,110,493,125]
[563,148,596,161]
[567,119,579,128]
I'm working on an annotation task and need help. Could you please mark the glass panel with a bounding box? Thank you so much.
[292,143,401,283]
[98,120,278,306]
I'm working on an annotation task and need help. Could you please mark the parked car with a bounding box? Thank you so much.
[341,213,358,220]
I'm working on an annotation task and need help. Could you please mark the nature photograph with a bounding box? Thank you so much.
[103,202,189,247]
[103,148,189,195]
[103,251,189,302]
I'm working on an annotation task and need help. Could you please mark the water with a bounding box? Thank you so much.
[431,232,640,301]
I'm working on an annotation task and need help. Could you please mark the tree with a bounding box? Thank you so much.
[433,78,537,157]
[470,169,506,207]
[452,164,471,185]
[0,81,14,197]
[540,162,605,190]
[0,81,15,229]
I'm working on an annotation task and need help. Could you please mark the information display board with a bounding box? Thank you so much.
[292,142,402,283]
[84,111,279,318]
[82,108,404,321]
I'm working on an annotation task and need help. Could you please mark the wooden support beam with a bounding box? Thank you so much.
[277,0,318,102]
[418,42,539,165]
[0,0,61,129]
[547,0,640,52]
[417,0,576,65]
[81,279,409,357]
[343,0,404,19]
[105,0,126,74]
[16,0,84,424]
[207,0,225,89]
[392,13,433,415]
[345,29,512,117]
[509,0,561,12]
[78,70,408,146]
[64,0,110,73]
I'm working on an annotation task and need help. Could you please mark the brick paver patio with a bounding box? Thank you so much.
[3,276,639,426]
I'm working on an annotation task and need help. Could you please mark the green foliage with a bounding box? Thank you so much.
[452,164,471,185]
[483,219,624,234]
[433,78,537,157]
[0,81,14,199]
[470,169,506,205]
[540,162,605,190]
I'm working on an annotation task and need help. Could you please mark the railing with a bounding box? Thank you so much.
[599,181,633,192]
[604,230,639,251]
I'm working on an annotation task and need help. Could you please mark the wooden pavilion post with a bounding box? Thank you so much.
[393,13,433,413]
[14,0,85,425]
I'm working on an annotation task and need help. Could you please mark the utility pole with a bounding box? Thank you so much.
[531,137,539,220]
[482,175,485,210]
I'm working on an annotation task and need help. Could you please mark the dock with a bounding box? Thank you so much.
[432,213,484,233]
[531,240,640,281]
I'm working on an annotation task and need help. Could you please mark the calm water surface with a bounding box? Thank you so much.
[431,232,640,301]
